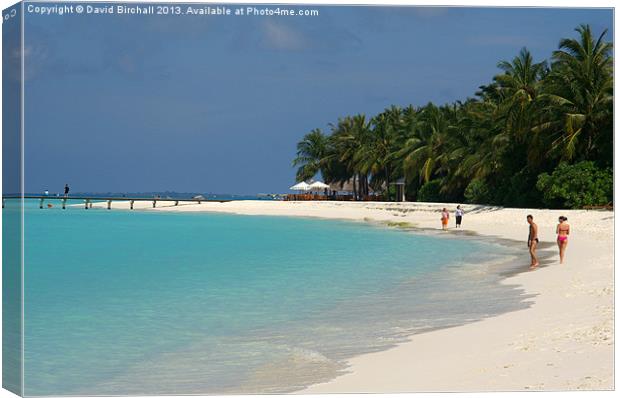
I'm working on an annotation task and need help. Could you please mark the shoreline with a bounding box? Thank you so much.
[84,200,614,391]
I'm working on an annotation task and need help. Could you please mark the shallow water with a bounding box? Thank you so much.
[13,200,529,395]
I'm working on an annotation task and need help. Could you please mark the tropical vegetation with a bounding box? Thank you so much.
[292,25,613,209]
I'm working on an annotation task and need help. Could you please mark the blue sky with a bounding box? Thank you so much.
[21,5,613,194]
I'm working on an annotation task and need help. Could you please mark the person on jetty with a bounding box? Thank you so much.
[441,208,449,230]
[556,216,570,264]
[64,184,70,197]
[527,215,539,269]
[455,205,464,228]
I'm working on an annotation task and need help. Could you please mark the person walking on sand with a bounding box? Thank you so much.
[441,208,449,230]
[455,205,464,228]
[556,216,570,264]
[64,184,70,198]
[527,215,539,269]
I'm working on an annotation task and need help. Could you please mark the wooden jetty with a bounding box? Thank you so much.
[2,195,230,210]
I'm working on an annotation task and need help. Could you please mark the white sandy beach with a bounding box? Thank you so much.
[87,199,614,391]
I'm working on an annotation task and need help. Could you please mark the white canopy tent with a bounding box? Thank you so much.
[289,181,311,191]
[308,181,330,191]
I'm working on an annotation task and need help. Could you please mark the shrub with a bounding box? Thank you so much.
[417,180,442,202]
[464,178,491,204]
[498,170,543,208]
[536,161,613,209]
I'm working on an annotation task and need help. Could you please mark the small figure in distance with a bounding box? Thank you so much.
[441,208,449,230]
[556,216,570,264]
[527,215,539,269]
[64,184,70,198]
[455,205,464,228]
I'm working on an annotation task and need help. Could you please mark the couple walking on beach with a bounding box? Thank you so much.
[527,215,570,270]
[441,205,464,230]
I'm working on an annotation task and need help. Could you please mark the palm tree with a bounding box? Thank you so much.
[292,128,329,182]
[290,24,613,208]
[538,24,613,163]
[492,48,550,172]
[328,115,371,199]
[496,48,547,102]
[356,106,403,199]
[397,104,451,186]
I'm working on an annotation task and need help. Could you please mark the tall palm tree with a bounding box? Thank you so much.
[292,128,329,182]
[496,48,547,101]
[538,24,613,162]
[356,106,402,199]
[491,47,551,173]
[329,115,371,199]
[397,104,451,186]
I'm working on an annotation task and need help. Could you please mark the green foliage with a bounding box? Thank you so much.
[292,129,329,182]
[536,161,612,208]
[417,180,443,202]
[496,169,543,208]
[292,25,613,209]
[464,179,491,204]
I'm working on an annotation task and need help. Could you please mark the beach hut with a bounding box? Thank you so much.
[329,179,355,193]
[390,177,406,202]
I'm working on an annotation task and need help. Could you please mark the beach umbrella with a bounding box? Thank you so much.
[308,181,330,191]
[289,181,311,191]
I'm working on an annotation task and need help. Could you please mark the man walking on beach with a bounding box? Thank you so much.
[527,215,539,269]
[64,184,70,198]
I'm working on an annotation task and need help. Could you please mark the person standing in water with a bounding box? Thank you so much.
[556,216,570,264]
[527,215,539,269]
[455,205,464,228]
[64,184,70,198]
[441,208,449,230]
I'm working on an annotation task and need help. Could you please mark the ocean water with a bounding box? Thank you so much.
[12,199,529,395]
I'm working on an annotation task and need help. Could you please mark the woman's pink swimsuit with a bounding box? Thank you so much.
[557,225,569,242]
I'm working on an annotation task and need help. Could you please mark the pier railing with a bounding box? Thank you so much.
[2,195,231,210]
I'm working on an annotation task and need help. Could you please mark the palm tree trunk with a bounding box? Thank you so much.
[357,174,364,200]
[384,167,391,201]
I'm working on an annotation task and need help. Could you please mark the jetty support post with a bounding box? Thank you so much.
[175,200,179,206]
[39,198,44,209]
[85,199,90,209]
[130,200,134,210]
[153,200,157,208]
[62,199,66,209]
[107,200,112,210]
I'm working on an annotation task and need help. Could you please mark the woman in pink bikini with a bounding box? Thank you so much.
[556,216,570,264]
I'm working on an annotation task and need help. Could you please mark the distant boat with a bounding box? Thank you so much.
[192,195,206,200]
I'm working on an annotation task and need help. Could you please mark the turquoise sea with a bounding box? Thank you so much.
[7,199,528,395]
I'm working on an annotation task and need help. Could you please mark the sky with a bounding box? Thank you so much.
[16,4,613,195]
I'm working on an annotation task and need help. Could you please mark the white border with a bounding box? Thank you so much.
[0,2,617,398]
